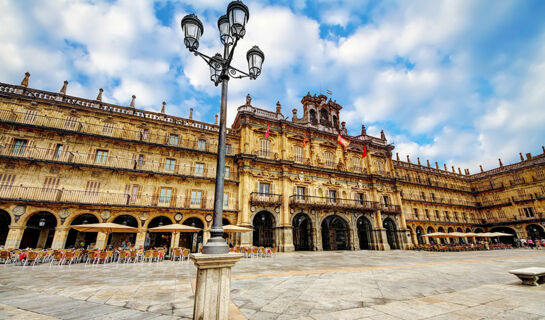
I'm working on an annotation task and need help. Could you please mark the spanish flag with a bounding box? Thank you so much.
[265,123,270,138]
[362,145,367,158]
[337,133,350,148]
[303,134,308,147]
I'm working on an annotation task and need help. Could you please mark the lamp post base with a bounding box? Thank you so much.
[190,253,243,320]
[202,236,229,254]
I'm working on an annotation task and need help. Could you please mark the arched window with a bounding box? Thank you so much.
[332,115,339,128]
[319,108,329,126]
[259,139,270,158]
[309,109,317,124]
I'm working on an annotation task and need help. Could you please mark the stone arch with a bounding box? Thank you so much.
[383,217,399,249]
[20,211,58,249]
[357,215,373,250]
[321,214,350,250]
[181,217,205,252]
[108,214,139,247]
[0,209,12,247]
[146,216,174,249]
[426,226,436,244]
[18,209,60,228]
[415,226,424,245]
[253,211,276,247]
[319,108,329,126]
[65,213,100,249]
[526,224,545,240]
[490,226,517,245]
[292,212,313,251]
[63,211,101,226]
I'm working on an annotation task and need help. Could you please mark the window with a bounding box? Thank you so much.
[191,190,202,205]
[159,188,172,203]
[137,154,144,167]
[197,139,207,150]
[352,157,361,171]
[85,181,101,195]
[130,185,139,202]
[431,193,436,201]
[463,212,467,221]
[523,207,535,218]
[195,163,205,175]
[445,211,450,221]
[324,151,335,168]
[169,134,179,145]
[328,190,337,202]
[12,139,27,155]
[296,186,306,200]
[43,176,59,191]
[357,193,365,204]
[102,123,114,135]
[64,116,79,130]
[434,210,440,220]
[139,129,149,140]
[54,144,63,159]
[425,209,429,219]
[226,144,232,155]
[94,150,108,164]
[294,145,304,163]
[224,193,229,206]
[225,166,230,178]
[453,211,458,221]
[413,208,419,219]
[23,110,37,123]
[259,183,270,195]
[0,174,15,189]
[382,195,390,206]
[259,139,270,158]
[165,158,176,171]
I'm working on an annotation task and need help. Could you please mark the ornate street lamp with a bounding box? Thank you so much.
[181,0,264,254]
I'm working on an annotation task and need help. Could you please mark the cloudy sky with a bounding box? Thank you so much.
[1,0,544,172]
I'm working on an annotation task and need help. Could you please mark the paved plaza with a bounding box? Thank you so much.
[0,249,545,319]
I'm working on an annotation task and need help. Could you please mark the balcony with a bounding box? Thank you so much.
[401,193,476,208]
[250,192,282,206]
[0,145,238,180]
[289,195,377,211]
[0,109,239,155]
[376,203,401,214]
[0,185,238,210]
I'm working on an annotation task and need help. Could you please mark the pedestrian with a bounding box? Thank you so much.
[528,238,534,249]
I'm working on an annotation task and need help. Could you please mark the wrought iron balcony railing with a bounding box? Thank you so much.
[0,109,239,155]
[0,145,238,180]
[249,192,282,205]
[0,185,238,210]
[289,195,377,211]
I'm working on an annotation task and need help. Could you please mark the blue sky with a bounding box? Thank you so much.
[1,0,545,172]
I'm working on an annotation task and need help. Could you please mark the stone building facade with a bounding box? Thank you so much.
[0,77,543,251]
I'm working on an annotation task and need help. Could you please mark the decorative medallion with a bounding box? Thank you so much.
[275,207,280,213]
[100,210,111,220]
[250,206,256,212]
[290,208,294,214]
[139,212,149,221]
[205,214,213,222]
[174,213,183,222]
[12,205,25,216]
[58,208,70,218]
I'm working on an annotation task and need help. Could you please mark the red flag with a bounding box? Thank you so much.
[337,133,350,148]
[303,134,308,147]
[362,145,367,158]
[265,123,270,138]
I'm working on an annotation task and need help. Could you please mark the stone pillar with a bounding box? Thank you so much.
[51,227,70,249]
[4,226,25,249]
[135,228,146,249]
[279,171,294,252]
[190,253,243,320]
[36,228,51,248]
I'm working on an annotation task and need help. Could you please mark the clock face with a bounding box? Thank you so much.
[205,214,213,222]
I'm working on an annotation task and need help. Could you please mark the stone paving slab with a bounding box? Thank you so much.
[1,249,545,319]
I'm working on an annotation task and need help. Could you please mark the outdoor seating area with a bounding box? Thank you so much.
[230,246,276,258]
[0,247,193,266]
[413,243,513,252]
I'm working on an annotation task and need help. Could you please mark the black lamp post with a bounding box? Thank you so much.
[181,0,264,254]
